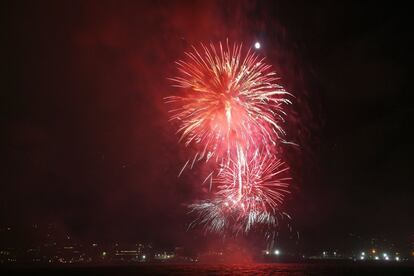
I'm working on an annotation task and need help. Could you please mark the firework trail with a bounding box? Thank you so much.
[166,41,293,234]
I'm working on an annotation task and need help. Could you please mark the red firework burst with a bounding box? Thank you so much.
[166,41,290,165]
[167,41,293,234]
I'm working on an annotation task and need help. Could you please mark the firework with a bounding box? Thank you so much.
[167,41,293,234]
[215,153,291,212]
[189,198,289,234]
[189,154,291,234]
[166,41,291,166]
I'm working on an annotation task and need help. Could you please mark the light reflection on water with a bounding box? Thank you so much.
[84,263,414,276]
[3,263,414,275]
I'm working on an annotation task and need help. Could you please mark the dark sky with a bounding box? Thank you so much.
[2,1,413,251]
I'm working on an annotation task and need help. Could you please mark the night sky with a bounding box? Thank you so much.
[2,1,413,252]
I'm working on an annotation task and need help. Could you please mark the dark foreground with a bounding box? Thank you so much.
[2,263,414,275]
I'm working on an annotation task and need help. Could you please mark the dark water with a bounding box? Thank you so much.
[2,263,414,275]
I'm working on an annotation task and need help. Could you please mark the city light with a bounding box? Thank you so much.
[1,223,410,265]
[254,41,261,49]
